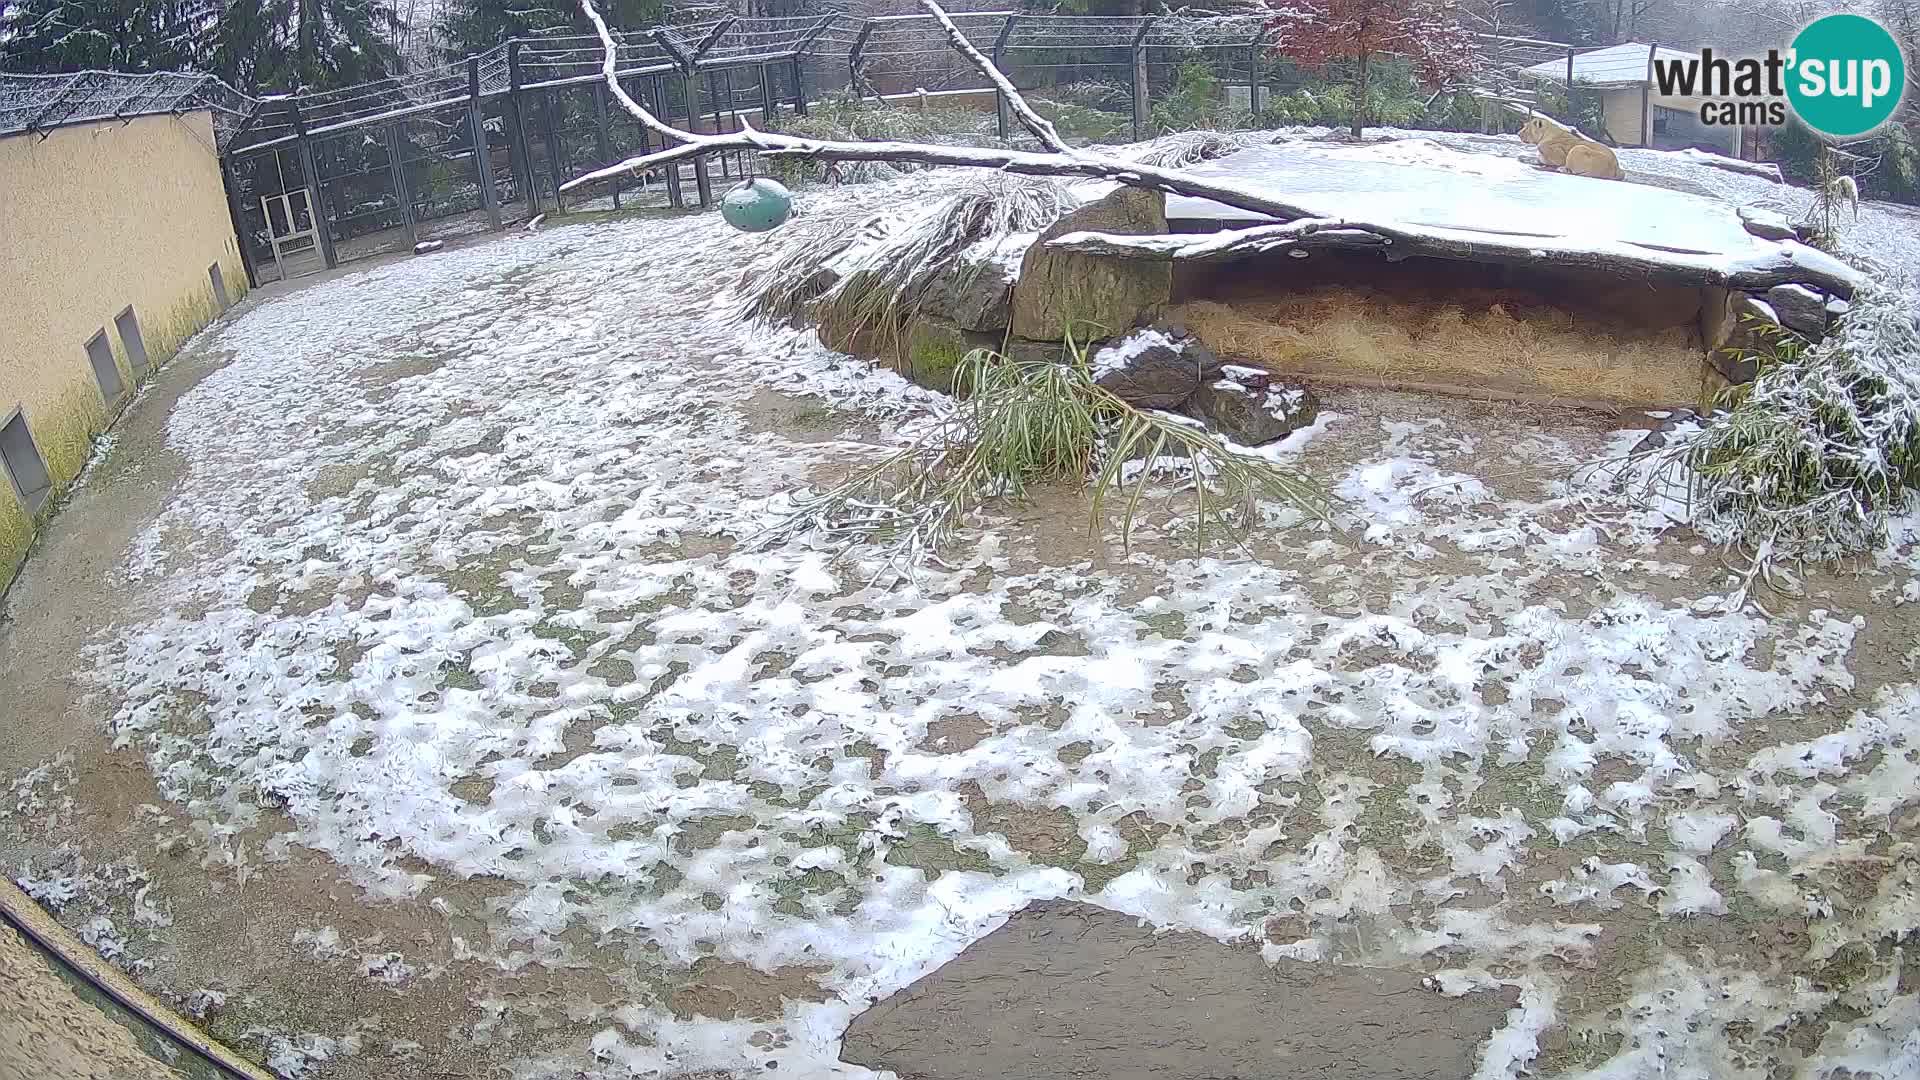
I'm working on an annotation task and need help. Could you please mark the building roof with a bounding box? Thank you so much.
[0,71,252,146]
[1520,43,1697,89]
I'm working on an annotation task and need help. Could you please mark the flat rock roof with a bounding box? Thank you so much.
[1165,138,1771,262]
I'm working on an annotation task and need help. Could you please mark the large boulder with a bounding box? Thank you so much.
[1737,205,1800,241]
[840,901,1519,1080]
[921,233,1030,333]
[902,316,997,394]
[1183,365,1320,446]
[1766,284,1834,337]
[1010,187,1172,342]
[1088,328,1225,408]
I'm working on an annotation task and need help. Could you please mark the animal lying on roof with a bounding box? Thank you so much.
[1518,115,1624,181]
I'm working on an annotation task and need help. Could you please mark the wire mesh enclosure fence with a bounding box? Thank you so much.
[4,11,1606,285]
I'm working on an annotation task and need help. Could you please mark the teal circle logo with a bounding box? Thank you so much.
[1787,14,1907,138]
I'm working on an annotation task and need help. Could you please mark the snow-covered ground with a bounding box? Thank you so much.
[5,143,1920,1079]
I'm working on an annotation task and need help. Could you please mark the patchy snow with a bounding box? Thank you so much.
[1090,328,1183,379]
[11,157,1914,1080]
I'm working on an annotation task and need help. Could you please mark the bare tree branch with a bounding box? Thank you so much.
[918,2,1077,155]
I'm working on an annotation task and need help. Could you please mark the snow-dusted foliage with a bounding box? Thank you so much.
[1675,280,1920,564]
[1265,0,1476,135]
[736,171,1070,339]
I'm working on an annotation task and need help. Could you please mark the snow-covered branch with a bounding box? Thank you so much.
[918,2,1075,155]
[1048,223,1863,298]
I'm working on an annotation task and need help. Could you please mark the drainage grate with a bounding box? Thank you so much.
[209,263,230,311]
[84,329,124,406]
[115,306,149,377]
[0,408,52,514]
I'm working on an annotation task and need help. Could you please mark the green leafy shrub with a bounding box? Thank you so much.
[762,97,1002,185]
[1149,61,1253,136]
[1029,88,1135,145]
[1650,281,1920,576]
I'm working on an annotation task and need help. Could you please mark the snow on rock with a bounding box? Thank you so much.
[1166,139,1767,260]
[1183,366,1320,446]
[1737,204,1798,240]
[1088,328,1223,408]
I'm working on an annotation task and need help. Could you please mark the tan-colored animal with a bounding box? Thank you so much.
[1563,142,1624,180]
[1518,115,1623,181]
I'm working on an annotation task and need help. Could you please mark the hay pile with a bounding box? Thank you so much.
[1171,272,1716,408]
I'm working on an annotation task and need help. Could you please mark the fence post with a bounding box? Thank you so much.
[849,20,875,100]
[993,15,1019,139]
[1642,41,1656,147]
[791,15,838,116]
[1565,47,1575,124]
[288,101,337,269]
[681,23,734,207]
[384,121,419,248]
[506,41,539,212]
[217,153,261,290]
[685,73,712,205]
[1130,18,1154,142]
[759,62,777,125]
[592,80,618,209]
[467,58,502,230]
[659,77,684,207]
[1247,26,1267,116]
[544,89,567,211]
[652,28,712,205]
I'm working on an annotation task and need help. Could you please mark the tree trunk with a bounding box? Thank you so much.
[1352,51,1369,140]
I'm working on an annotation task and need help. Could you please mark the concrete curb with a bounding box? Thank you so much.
[0,877,278,1080]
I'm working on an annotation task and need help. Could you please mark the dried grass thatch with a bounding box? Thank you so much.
[1172,285,1716,409]
[736,173,1075,356]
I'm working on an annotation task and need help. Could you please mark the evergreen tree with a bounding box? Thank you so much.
[0,0,200,72]
[1,0,403,91]
[437,0,662,58]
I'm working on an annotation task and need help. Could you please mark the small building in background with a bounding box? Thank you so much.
[0,74,250,593]
[1520,43,1745,156]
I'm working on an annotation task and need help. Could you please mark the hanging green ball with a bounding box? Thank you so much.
[720,178,794,233]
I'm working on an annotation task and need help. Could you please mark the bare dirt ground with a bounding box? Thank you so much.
[2,194,1917,1080]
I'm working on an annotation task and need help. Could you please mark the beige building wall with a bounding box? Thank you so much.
[1600,88,1646,146]
[0,109,246,592]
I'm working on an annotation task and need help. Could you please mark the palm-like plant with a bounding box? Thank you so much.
[760,339,1334,564]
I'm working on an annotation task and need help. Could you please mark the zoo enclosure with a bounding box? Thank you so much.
[2,13,1606,285]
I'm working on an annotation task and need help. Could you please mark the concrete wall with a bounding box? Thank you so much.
[0,110,246,593]
[1597,87,1741,154]
[1600,88,1647,146]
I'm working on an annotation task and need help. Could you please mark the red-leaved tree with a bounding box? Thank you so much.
[1268,0,1479,139]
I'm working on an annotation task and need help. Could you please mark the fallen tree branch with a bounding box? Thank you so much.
[1047,223,1862,298]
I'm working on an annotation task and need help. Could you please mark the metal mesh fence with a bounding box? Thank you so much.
[19,9,1590,283]
[4,11,1582,160]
